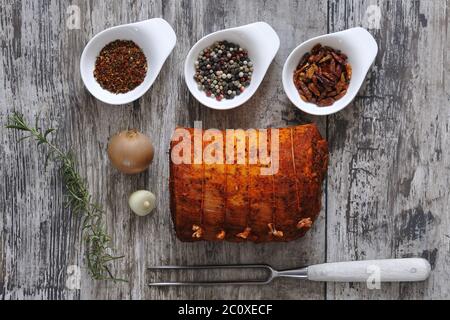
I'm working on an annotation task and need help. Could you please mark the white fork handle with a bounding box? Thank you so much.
[307,258,431,282]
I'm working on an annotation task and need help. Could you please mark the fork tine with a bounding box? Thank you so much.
[147,264,271,270]
[148,280,269,287]
[147,264,273,286]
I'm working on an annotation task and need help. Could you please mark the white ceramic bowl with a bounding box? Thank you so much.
[184,22,280,110]
[80,18,176,105]
[282,27,378,116]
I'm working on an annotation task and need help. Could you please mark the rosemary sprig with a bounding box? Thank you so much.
[6,112,125,282]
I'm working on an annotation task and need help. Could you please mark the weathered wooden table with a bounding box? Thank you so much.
[1,0,449,300]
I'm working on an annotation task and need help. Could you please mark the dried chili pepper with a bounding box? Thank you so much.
[293,44,352,107]
[94,40,148,94]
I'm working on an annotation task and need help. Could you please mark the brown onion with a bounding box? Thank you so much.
[107,129,154,174]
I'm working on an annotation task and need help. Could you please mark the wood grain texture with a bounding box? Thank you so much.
[326,0,450,299]
[0,0,448,300]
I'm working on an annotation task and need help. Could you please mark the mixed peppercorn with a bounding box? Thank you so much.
[94,40,148,94]
[194,41,253,101]
[293,44,352,107]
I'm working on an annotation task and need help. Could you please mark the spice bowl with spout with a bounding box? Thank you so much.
[80,18,177,105]
[184,22,280,110]
[282,27,378,116]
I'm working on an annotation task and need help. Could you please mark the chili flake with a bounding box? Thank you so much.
[94,40,148,94]
[293,44,352,107]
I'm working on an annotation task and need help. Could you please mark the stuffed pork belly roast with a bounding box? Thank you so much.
[169,124,328,243]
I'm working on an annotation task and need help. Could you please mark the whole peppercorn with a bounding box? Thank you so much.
[194,41,253,101]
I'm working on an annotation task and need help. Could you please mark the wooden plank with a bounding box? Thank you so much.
[0,0,329,300]
[3,0,447,301]
[0,0,82,299]
[326,0,450,299]
[143,0,329,300]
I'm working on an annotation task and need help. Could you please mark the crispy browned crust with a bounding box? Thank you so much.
[169,124,328,243]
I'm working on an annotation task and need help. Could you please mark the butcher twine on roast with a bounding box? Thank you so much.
[169,124,328,243]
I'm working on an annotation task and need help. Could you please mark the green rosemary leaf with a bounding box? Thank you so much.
[103,255,125,262]
[35,111,42,132]
[5,112,124,282]
[44,128,55,138]
[5,125,28,131]
[18,135,33,142]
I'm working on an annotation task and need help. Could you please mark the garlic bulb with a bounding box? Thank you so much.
[128,190,156,216]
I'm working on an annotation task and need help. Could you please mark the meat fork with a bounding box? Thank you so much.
[148,258,430,286]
